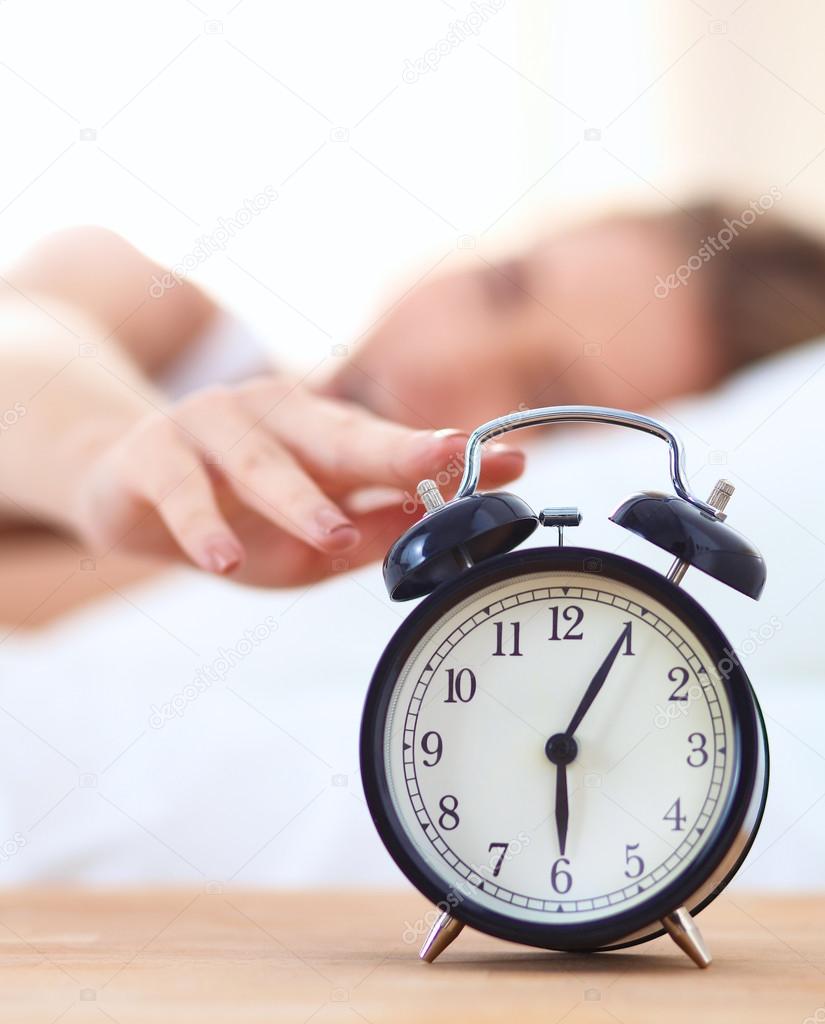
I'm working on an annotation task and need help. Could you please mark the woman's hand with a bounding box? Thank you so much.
[69,375,525,587]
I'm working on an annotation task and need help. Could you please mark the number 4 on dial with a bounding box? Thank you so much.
[663,798,687,832]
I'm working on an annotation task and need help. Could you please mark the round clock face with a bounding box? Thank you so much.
[363,549,763,949]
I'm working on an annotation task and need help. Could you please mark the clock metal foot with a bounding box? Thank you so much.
[661,906,712,968]
[419,911,465,963]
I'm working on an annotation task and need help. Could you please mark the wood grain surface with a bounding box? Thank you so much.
[0,888,822,1023]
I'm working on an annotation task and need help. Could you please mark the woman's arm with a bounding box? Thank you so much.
[0,297,158,527]
[3,225,218,378]
[0,294,524,587]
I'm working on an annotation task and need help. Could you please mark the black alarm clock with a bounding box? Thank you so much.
[360,406,768,967]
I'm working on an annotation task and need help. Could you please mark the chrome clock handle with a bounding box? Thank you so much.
[455,405,719,518]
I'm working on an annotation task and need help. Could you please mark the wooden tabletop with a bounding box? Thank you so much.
[1,888,822,1023]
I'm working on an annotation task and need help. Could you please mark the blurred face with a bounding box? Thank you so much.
[323,216,719,431]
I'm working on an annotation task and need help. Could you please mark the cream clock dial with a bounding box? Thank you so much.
[384,570,734,925]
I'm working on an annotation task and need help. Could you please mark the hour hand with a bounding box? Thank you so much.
[555,762,569,856]
[545,732,578,854]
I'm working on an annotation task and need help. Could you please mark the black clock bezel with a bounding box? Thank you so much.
[360,546,767,952]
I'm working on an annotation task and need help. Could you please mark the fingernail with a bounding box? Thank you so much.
[432,428,468,441]
[486,441,524,458]
[315,507,358,542]
[203,537,243,574]
[324,524,360,552]
[411,428,467,455]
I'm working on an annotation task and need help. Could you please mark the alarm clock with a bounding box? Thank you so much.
[360,406,768,967]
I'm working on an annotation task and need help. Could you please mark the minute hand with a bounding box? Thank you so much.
[564,622,631,737]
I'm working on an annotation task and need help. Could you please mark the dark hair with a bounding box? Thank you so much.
[677,201,825,371]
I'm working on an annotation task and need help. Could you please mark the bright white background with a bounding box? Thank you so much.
[2,0,825,364]
[1,0,825,904]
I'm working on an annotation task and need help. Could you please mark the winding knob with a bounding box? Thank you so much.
[707,479,734,519]
[417,479,446,514]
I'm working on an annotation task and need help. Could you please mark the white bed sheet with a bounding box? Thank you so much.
[0,338,823,890]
